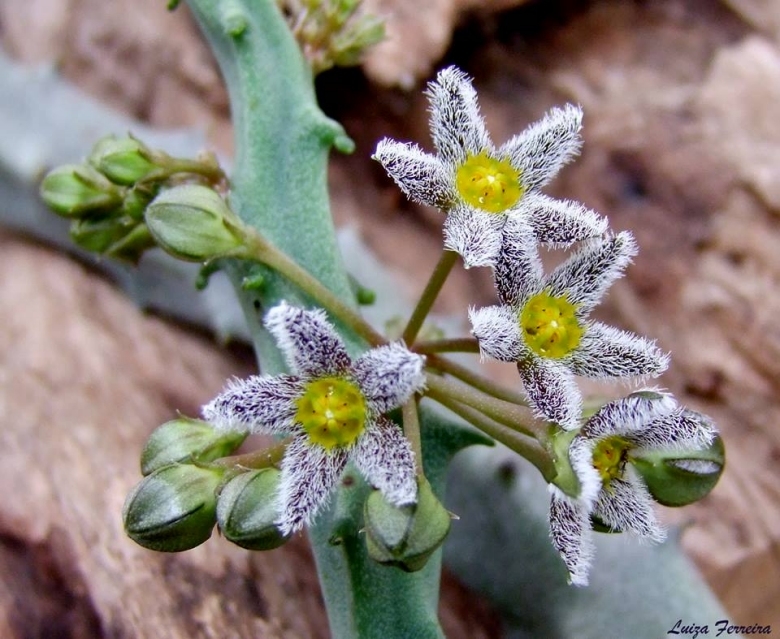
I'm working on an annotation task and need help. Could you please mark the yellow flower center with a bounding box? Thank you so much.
[591,436,631,486]
[455,151,523,213]
[295,377,367,450]
[520,291,582,359]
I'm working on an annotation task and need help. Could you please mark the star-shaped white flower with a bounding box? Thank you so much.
[469,217,669,429]
[202,302,424,535]
[373,66,607,268]
[548,391,716,585]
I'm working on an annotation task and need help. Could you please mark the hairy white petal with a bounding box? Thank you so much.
[443,205,503,268]
[502,104,583,191]
[469,304,524,362]
[568,436,602,508]
[265,302,351,377]
[202,375,300,434]
[522,193,608,247]
[548,486,594,586]
[352,343,426,414]
[352,417,417,506]
[629,408,716,452]
[594,473,666,542]
[494,215,544,306]
[426,66,492,165]
[547,232,638,316]
[570,322,670,380]
[373,139,453,208]
[583,390,678,440]
[277,437,348,535]
[518,358,582,430]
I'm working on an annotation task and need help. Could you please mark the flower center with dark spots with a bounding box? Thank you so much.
[591,436,631,485]
[455,152,522,213]
[520,291,582,359]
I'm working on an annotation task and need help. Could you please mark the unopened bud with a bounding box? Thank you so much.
[631,416,725,507]
[364,477,450,572]
[145,185,246,261]
[90,136,157,185]
[40,164,123,217]
[123,464,222,552]
[217,469,289,550]
[331,17,385,67]
[141,417,247,476]
[69,215,135,254]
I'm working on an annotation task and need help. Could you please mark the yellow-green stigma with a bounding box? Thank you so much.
[591,436,631,485]
[455,151,523,213]
[520,291,583,359]
[295,377,367,450]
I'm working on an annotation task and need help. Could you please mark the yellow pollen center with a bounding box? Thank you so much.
[455,151,523,213]
[591,437,631,486]
[520,291,582,359]
[295,377,367,450]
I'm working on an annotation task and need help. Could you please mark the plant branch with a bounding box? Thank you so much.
[413,338,480,354]
[402,250,458,346]
[425,354,529,407]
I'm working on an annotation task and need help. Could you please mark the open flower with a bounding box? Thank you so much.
[202,302,424,535]
[470,217,669,429]
[373,66,607,267]
[548,390,716,585]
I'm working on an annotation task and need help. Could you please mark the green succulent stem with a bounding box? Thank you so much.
[424,389,556,482]
[424,373,544,440]
[402,250,459,346]
[425,354,529,407]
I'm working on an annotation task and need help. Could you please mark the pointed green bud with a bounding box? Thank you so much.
[123,464,223,552]
[331,17,385,67]
[40,164,123,217]
[631,420,725,507]
[364,477,450,572]
[140,417,247,476]
[216,469,290,551]
[90,136,157,185]
[145,185,246,262]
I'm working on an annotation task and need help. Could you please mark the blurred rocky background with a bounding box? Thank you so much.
[1,0,779,636]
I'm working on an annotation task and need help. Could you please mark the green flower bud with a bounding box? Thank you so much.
[104,223,156,263]
[216,469,290,551]
[121,186,156,221]
[69,215,135,254]
[364,477,450,572]
[90,136,157,185]
[145,185,246,262]
[631,425,725,507]
[40,164,123,217]
[332,17,385,67]
[141,417,247,476]
[123,464,222,552]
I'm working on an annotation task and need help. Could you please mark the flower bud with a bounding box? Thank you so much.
[364,477,450,572]
[145,185,246,262]
[90,136,157,185]
[631,423,725,507]
[123,464,222,552]
[69,215,135,254]
[40,164,123,217]
[140,417,247,476]
[216,469,289,551]
[331,17,385,67]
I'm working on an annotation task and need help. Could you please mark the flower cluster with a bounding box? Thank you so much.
[375,66,720,585]
[203,302,425,534]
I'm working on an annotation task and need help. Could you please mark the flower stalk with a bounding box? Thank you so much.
[402,249,459,346]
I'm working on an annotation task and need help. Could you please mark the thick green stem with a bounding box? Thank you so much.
[425,391,555,482]
[425,354,529,407]
[424,373,544,440]
[402,250,458,346]
[212,438,289,470]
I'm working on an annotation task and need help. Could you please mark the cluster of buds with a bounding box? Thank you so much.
[39,135,225,263]
[282,0,385,73]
